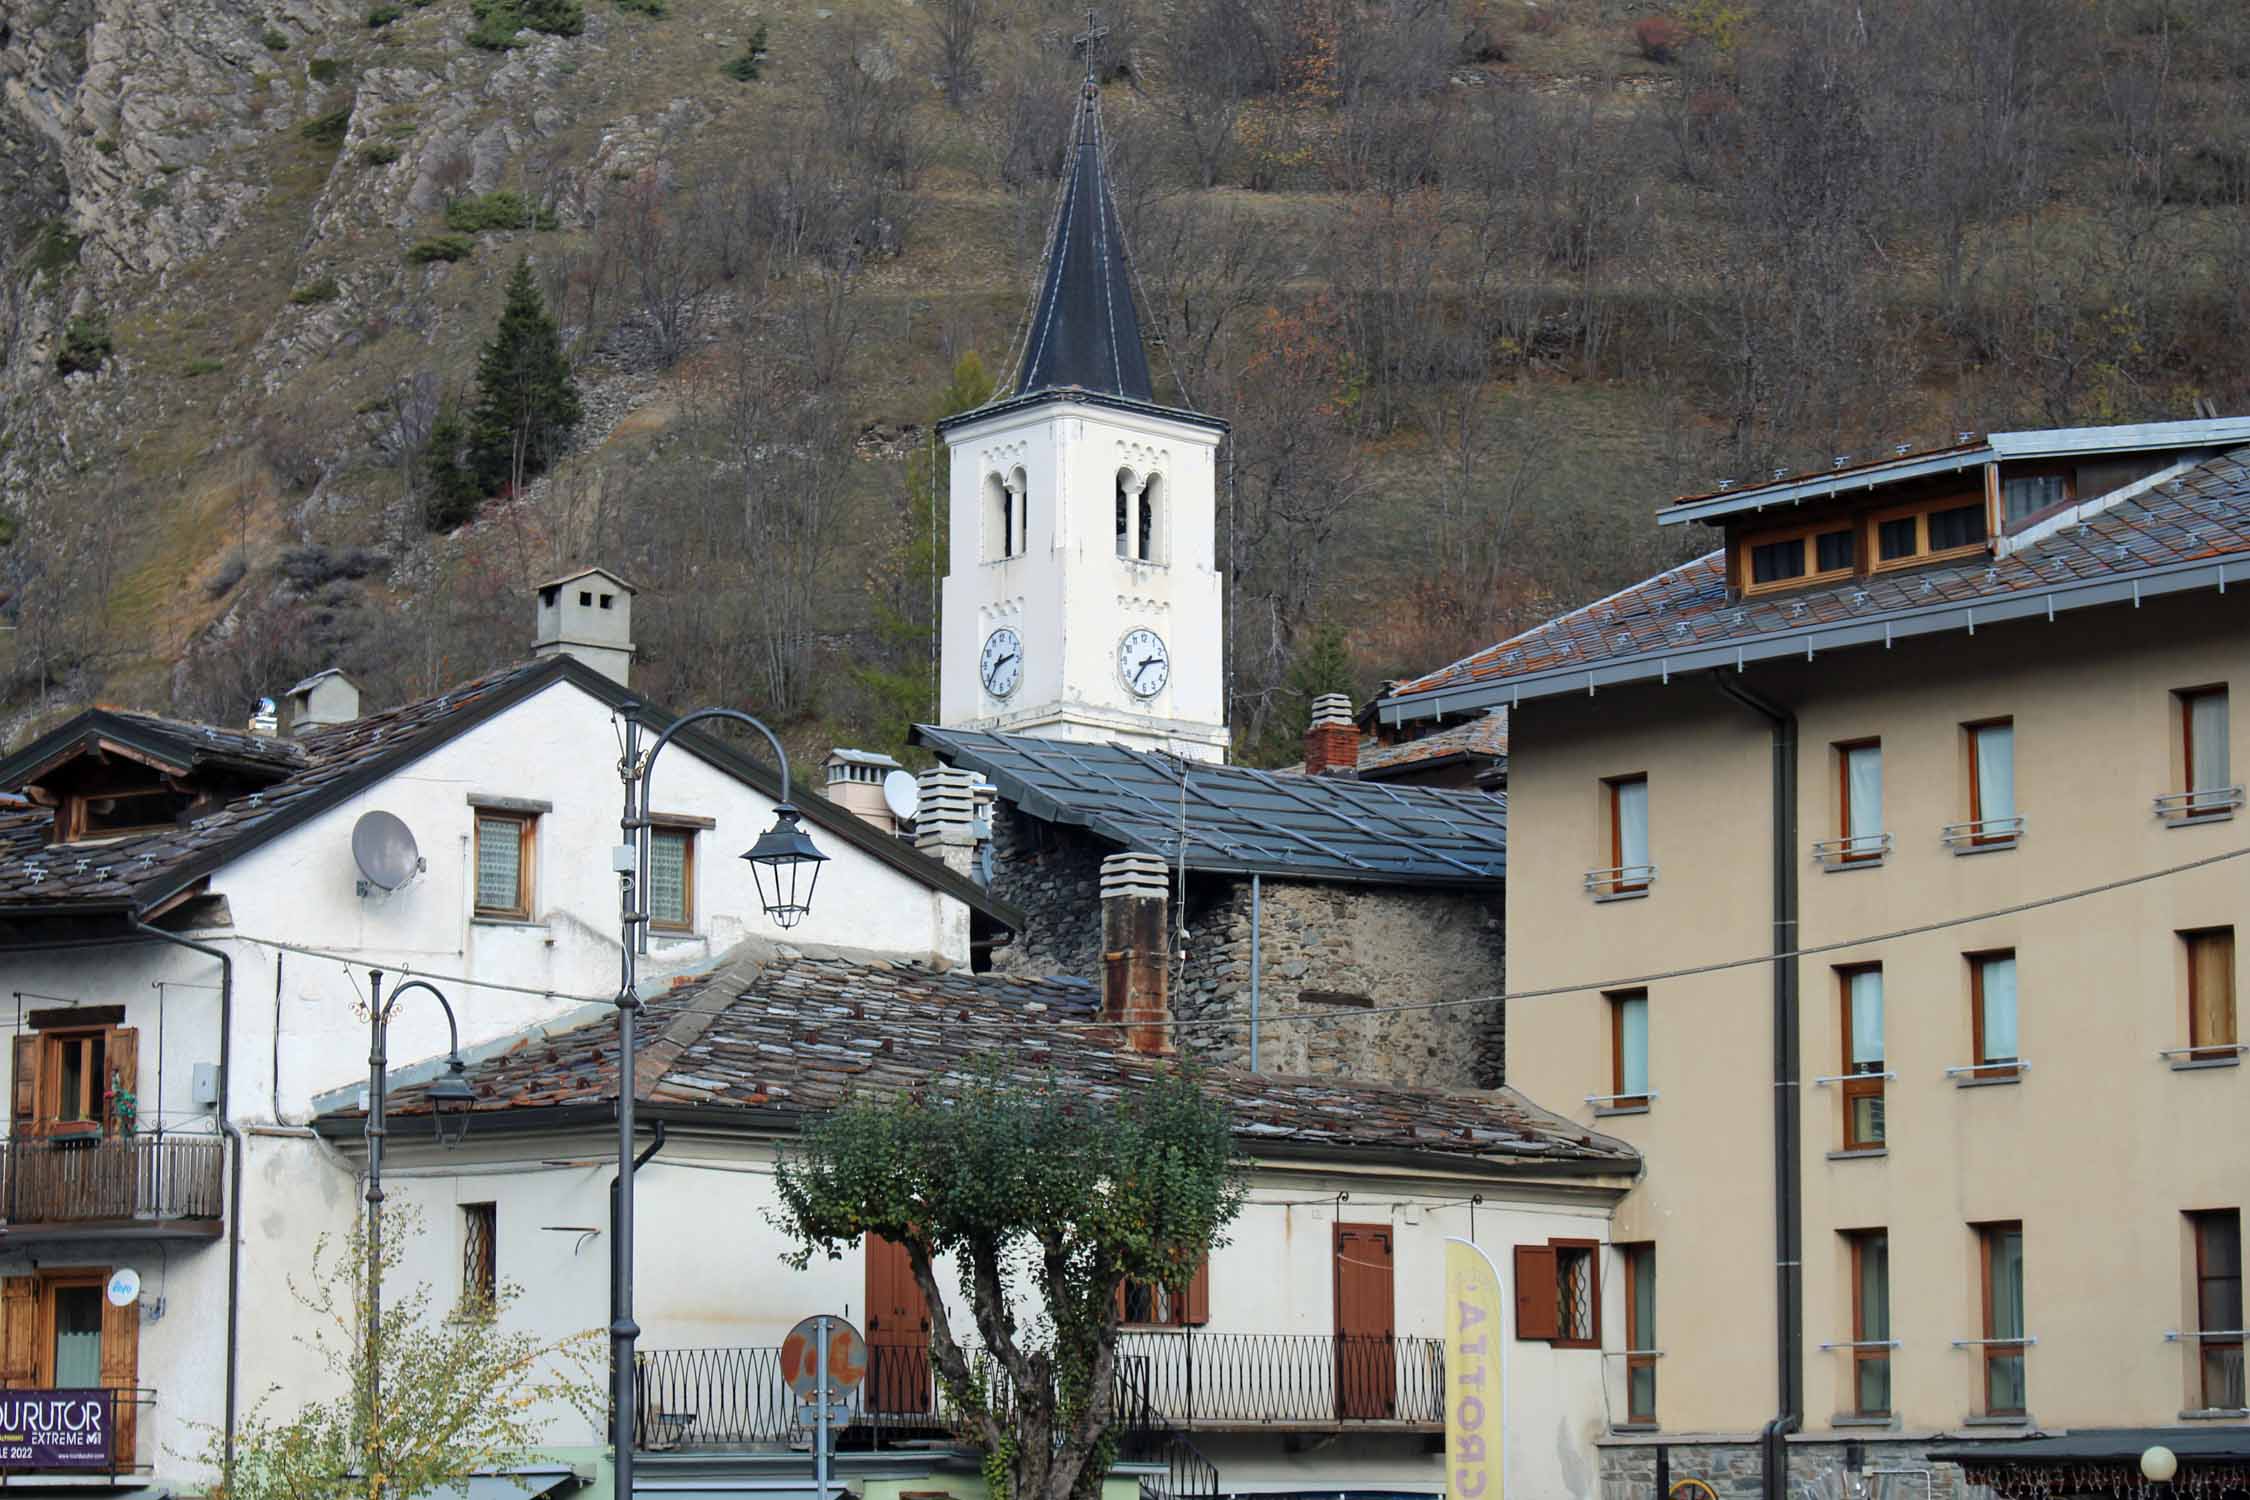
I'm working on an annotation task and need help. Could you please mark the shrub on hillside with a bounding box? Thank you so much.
[615,0,664,17]
[308,57,343,81]
[301,107,352,146]
[360,141,401,165]
[368,5,403,23]
[406,234,475,263]
[290,276,340,304]
[1520,3,1559,36]
[185,357,225,377]
[260,24,290,49]
[466,0,581,50]
[721,21,766,78]
[444,191,557,232]
[206,549,250,598]
[55,317,112,375]
[277,544,388,591]
[420,410,484,530]
[1633,16,1684,61]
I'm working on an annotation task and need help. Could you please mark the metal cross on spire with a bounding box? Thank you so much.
[1075,8,1109,86]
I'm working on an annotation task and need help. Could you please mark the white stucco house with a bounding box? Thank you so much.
[309,920,1641,1500]
[0,577,1013,1496]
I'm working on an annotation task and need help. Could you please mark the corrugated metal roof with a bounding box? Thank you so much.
[911,726,1506,886]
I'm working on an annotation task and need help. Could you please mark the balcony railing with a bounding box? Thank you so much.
[0,1386,155,1474]
[1116,1332,1445,1428]
[0,1136,225,1234]
[2155,786,2245,823]
[639,1331,1443,1455]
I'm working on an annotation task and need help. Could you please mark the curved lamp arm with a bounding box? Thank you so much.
[631,707,798,954]
[380,978,465,1059]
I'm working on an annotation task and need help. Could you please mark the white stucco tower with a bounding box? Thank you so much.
[935,82,1231,763]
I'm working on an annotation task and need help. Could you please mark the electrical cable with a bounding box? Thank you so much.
[218,838,2248,1041]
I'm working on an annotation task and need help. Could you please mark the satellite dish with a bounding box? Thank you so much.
[881,769,920,823]
[352,810,423,893]
[106,1268,140,1308]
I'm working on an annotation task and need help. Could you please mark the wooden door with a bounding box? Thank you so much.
[864,1236,932,1415]
[1333,1223,1396,1420]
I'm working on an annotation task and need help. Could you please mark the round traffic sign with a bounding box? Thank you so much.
[780,1315,868,1400]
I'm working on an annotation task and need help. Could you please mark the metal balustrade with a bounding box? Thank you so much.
[2154,786,2245,822]
[637,1332,1446,1455]
[0,1136,224,1231]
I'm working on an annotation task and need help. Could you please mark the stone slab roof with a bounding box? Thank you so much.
[1384,446,2250,722]
[911,726,1507,887]
[337,942,1633,1173]
[1288,711,1509,782]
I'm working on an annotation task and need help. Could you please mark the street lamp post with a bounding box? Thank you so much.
[610,707,826,1500]
[362,971,476,1479]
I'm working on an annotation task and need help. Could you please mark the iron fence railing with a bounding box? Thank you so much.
[0,1137,224,1228]
[1116,1332,1445,1426]
[638,1332,1444,1452]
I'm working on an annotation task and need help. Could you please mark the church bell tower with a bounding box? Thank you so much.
[935,72,1230,763]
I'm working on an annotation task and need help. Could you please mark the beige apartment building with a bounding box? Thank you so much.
[1379,419,2250,1499]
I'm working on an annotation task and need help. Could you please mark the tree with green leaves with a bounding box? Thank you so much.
[469,259,582,496]
[853,351,995,751]
[200,1210,602,1500]
[772,1065,1243,1500]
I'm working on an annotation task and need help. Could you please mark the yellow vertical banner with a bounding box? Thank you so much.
[1444,1237,1506,1500]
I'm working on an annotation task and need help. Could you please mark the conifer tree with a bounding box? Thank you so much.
[469,259,582,495]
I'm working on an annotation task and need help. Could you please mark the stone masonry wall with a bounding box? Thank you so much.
[986,803,1506,1088]
[1601,1438,1992,1500]
[1174,877,1504,1088]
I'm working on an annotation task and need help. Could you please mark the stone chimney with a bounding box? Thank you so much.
[282,669,362,736]
[1303,693,1360,778]
[824,748,905,834]
[914,766,981,880]
[533,567,637,687]
[1100,851,1173,1056]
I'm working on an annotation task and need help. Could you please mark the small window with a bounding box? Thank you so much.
[1815,529,1854,572]
[1512,1240,1600,1347]
[2181,688,2233,816]
[1839,967,1884,1150]
[1622,1244,1656,1424]
[2186,928,2236,1059]
[463,1202,497,1309]
[1978,1222,2027,1416]
[2191,1209,2244,1411]
[1838,740,1884,862]
[599,593,614,609]
[1970,951,2020,1080]
[1967,719,2016,843]
[474,812,535,920]
[1751,539,1806,584]
[1119,1261,1210,1328]
[1846,1229,1891,1418]
[53,1284,103,1387]
[579,590,593,607]
[2003,474,2067,528]
[1928,503,1986,551]
[51,1031,108,1127]
[1609,990,1649,1107]
[649,825,696,931]
[1877,516,1917,561]
[1603,775,1649,893]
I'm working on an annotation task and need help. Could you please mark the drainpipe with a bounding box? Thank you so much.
[1713,676,1801,1500]
[131,919,243,1489]
[1247,875,1261,1073]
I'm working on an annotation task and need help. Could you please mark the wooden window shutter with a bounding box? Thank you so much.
[11,1035,36,1135]
[104,1027,137,1137]
[99,1284,139,1466]
[0,1276,35,1386]
[1514,1245,1560,1341]
[1183,1259,1211,1327]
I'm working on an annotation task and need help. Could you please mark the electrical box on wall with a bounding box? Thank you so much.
[191,1063,220,1109]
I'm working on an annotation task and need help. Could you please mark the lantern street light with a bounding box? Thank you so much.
[361,971,473,1475]
[609,706,825,1500]
[2141,1445,2178,1488]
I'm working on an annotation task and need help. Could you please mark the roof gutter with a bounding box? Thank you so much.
[1711,676,1801,1500]
[1379,549,2247,726]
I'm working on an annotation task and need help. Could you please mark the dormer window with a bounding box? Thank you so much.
[1732,489,1991,597]
[1870,498,1987,571]
[66,789,195,841]
[1741,522,1855,595]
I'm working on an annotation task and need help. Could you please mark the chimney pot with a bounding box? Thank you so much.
[914,766,983,879]
[1100,851,1173,1055]
[532,566,637,686]
[824,748,904,834]
[1304,693,1360,778]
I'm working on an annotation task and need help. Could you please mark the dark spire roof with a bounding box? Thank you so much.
[1015,84,1155,404]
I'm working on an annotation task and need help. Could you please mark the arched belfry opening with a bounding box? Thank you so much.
[1010,467,1028,556]
[985,472,1010,561]
[1115,469,1158,563]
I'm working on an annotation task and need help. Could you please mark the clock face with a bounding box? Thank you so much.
[980,628,1023,699]
[1117,628,1170,698]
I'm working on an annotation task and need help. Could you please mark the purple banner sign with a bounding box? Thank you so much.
[0,1390,112,1469]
